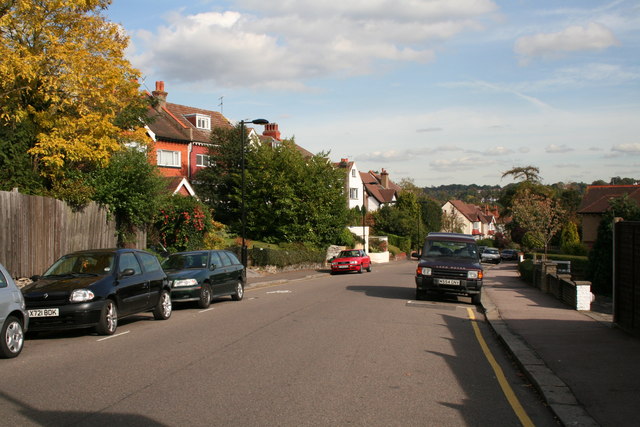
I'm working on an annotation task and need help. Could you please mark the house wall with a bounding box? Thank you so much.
[190,144,211,178]
[581,214,601,247]
[347,164,364,210]
[442,201,473,234]
[151,140,189,178]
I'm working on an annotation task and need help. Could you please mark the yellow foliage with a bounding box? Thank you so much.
[0,0,148,179]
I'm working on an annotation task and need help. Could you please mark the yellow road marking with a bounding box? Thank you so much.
[467,308,535,427]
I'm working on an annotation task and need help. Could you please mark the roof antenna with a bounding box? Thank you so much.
[218,96,224,114]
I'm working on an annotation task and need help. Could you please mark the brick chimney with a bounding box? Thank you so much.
[263,123,281,141]
[152,81,168,109]
[381,169,389,188]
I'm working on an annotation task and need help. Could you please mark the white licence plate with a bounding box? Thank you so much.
[435,279,460,286]
[339,265,349,268]
[28,308,59,318]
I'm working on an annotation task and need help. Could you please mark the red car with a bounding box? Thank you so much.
[330,250,372,274]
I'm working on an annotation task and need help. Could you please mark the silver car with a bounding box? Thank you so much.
[0,263,28,358]
[480,248,501,264]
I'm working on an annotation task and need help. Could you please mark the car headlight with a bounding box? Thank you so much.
[417,266,432,276]
[467,270,483,280]
[172,278,199,287]
[350,260,358,264]
[69,289,95,302]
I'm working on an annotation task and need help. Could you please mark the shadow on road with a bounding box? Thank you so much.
[0,390,167,426]
[346,284,415,300]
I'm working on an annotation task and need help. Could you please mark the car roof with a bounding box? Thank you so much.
[426,232,477,243]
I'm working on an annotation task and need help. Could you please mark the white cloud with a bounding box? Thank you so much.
[485,146,513,155]
[129,1,498,88]
[430,156,491,170]
[612,143,640,153]
[546,144,574,153]
[515,23,620,64]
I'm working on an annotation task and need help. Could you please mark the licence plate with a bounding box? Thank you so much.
[435,278,460,286]
[28,308,59,318]
[339,265,349,268]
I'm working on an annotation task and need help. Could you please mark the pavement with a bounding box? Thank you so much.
[247,261,640,427]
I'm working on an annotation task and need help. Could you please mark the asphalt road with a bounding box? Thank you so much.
[1,261,559,426]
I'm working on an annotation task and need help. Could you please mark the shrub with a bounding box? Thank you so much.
[154,196,213,252]
[518,259,534,284]
[247,243,326,268]
[476,238,495,248]
[387,233,411,254]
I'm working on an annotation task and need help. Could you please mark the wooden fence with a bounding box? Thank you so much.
[615,221,640,337]
[0,190,145,278]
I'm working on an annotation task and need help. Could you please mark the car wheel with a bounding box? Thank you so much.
[471,293,482,305]
[1,316,24,358]
[231,280,244,301]
[198,283,212,309]
[358,265,363,274]
[153,290,172,320]
[416,290,428,301]
[96,300,118,335]
[367,263,372,272]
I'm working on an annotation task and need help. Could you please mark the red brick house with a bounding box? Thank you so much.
[578,185,640,247]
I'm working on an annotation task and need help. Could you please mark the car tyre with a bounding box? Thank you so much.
[416,290,428,301]
[367,263,372,272]
[231,280,244,301]
[198,283,212,309]
[96,300,118,335]
[358,265,363,274]
[153,290,172,320]
[1,316,24,358]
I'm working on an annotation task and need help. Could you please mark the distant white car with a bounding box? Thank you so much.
[0,263,28,358]
[480,248,501,264]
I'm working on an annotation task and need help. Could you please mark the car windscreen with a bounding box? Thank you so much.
[338,250,359,258]
[162,253,207,270]
[43,253,114,276]
[422,240,478,260]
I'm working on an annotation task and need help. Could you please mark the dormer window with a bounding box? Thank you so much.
[185,114,211,130]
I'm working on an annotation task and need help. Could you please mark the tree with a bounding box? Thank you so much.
[501,165,541,183]
[91,148,166,246]
[441,211,465,233]
[510,189,565,258]
[196,130,348,247]
[0,0,150,198]
[588,195,640,295]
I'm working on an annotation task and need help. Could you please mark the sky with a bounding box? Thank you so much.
[106,0,640,187]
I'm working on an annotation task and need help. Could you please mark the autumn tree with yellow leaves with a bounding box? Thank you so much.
[0,0,151,201]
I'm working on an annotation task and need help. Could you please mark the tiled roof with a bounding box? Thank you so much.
[448,200,488,223]
[146,102,232,144]
[578,185,640,214]
[360,171,398,204]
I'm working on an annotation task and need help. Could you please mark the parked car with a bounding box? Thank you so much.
[330,249,371,274]
[1,263,28,358]
[413,232,483,304]
[22,249,172,335]
[501,249,520,261]
[162,250,246,308]
[481,247,501,264]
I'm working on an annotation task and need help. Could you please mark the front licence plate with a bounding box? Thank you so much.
[435,278,460,286]
[28,308,59,318]
[339,265,348,268]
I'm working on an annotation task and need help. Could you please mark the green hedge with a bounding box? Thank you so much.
[387,233,411,254]
[231,245,326,268]
[518,259,534,284]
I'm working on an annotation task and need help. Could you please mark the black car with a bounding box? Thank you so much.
[22,249,172,335]
[162,250,246,309]
[500,249,520,261]
[413,232,483,304]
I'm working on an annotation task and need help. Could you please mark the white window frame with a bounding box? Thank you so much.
[472,221,481,230]
[196,114,211,130]
[349,188,358,199]
[157,149,181,167]
[351,168,356,177]
[196,153,211,167]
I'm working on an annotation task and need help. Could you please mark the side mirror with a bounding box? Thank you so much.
[119,268,135,278]
[30,275,40,281]
[209,264,217,271]
[411,252,420,259]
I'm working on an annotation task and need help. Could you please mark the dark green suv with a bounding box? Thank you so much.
[162,250,246,309]
[413,233,483,304]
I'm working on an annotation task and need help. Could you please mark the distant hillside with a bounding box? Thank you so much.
[421,184,503,205]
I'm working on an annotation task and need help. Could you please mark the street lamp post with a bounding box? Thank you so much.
[240,118,269,267]
[362,182,366,251]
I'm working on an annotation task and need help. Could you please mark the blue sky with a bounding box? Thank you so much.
[107,0,640,187]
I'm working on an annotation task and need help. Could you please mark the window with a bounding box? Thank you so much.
[138,252,163,273]
[349,188,358,199]
[118,253,142,275]
[196,154,211,167]
[196,115,211,130]
[210,252,223,268]
[472,221,481,230]
[351,168,356,177]
[157,149,180,167]
[0,270,7,288]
